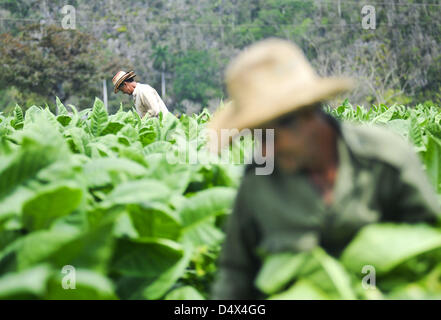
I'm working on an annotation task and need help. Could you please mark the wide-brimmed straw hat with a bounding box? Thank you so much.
[208,38,354,152]
[112,70,136,93]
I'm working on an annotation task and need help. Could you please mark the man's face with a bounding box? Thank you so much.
[261,110,316,173]
[119,81,134,95]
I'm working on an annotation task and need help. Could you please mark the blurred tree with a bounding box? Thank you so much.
[0,24,123,108]
[172,49,222,108]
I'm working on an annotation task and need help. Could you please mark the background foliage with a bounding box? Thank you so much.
[0,0,440,113]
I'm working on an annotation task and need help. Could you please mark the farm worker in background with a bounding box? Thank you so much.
[112,70,169,118]
[209,38,441,299]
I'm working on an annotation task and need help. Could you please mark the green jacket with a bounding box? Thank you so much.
[212,119,441,300]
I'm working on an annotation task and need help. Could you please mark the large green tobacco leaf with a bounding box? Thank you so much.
[0,123,68,200]
[178,114,199,141]
[36,154,87,183]
[143,141,173,155]
[55,97,68,115]
[111,238,183,278]
[0,229,78,274]
[0,220,114,274]
[385,265,441,299]
[256,252,309,295]
[56,115,72,127]
[46,221,115,273]
[158,113,179,141]
[139,125,158,146]
[64,127,90,154]
[422,133,441,193]
[0,264,52,299]
[165,286,205,300]
[88,141,117,158]
[143,246,192,299]
[269,280,330,300]
[179,187,236,247]
[46,269,117,300]
[100,121,125,136]
[371,106,396,124]
[83,158,148,188]
[13,105,24,129]
[118,143,148,167]
[306,248,356,299]
[127,203,181,240]
[90,98,108,136]
[259,249,356,299]
[341,223,441,275]
[0,186,35,225]
[102,179,172,207]
[144,153,192,193]
[55,99,72,127]
[22,183,83,231]
[22,106,43,127]
[118,124,139,143]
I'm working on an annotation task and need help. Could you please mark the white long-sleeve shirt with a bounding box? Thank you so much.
[132,83,169,118]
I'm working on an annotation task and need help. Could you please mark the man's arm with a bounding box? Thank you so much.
[211,182,262,300]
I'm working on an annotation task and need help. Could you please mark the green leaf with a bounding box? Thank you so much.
[83,158,148,188]
[46,221,115,273]
[0,122,67,199]
[13,104,24,129]
[409,113,425,150]
[56,115,72,127]
[143,246,192,299]
[128,203,181,240]
[371,105,396,124]
[144,153,192,193]
[22,183,83,231]
[179,187,236,247]
[341,223,441,275]
[256,252,309,295]
[47,269,117,300]
[64,127,90,154]
[56,97,68,116]
[422,133,441,193]
[23,105,42,127]
[309,248,356,299]
[258,249,356,299]
[178,115,199,141]
[0,186,35,225]
[0,264,52,299]
[269,280,330,300]
[111,238,183,278]
[159,113,179,141]
[0,229,78,273]
[101,121,125,136]
[118,124,138,142]
[102,179,172,208]
[143,141,173,155]
[90,98,108,136]
[165,286,205,300]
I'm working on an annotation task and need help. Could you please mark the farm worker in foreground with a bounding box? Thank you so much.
[209,38,441,299]
[112,70,169,118]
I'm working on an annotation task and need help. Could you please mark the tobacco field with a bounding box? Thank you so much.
[0,98,441,299]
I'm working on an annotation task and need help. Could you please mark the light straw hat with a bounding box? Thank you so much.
[208,38,353,152]
[112,70,136,93]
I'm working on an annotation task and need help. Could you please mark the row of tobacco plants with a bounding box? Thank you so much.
[0,98,441,299]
